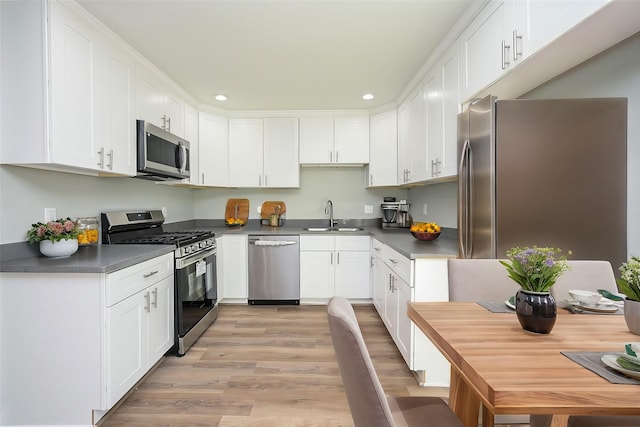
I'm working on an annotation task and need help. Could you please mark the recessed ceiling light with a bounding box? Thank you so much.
[362,93,375,101]
[214,94,228,101]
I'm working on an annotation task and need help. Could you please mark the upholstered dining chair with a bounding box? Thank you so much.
[549,260,619,301]
[447,258,528,426]
[327,297,463,427]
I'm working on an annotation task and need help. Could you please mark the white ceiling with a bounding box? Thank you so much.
[77,0,474,111]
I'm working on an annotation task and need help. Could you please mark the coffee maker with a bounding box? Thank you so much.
[381,197,411,229]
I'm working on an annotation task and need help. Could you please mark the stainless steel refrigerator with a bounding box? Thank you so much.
[457,95,627,271]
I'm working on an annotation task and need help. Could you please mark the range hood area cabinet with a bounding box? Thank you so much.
[0,0,136,176]
[228,117,300,188]
[299,116,370,165]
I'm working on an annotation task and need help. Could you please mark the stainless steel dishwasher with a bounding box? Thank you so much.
[248,235,300,305]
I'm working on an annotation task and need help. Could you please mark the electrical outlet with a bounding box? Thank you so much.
[44,208,56,222]
[364,205,373,214]
[423,203,428,215]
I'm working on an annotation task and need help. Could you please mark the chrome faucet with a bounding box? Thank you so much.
[325,199,336,228]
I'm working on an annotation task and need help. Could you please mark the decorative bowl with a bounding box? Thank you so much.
[411,231,441,241]
[568,289,602,306]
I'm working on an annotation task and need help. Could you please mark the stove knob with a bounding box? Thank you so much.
[184,246,191,254]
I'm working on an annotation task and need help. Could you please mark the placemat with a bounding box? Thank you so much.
[477,301,514,313]
[560,305,625,315]
[562,351,640,385]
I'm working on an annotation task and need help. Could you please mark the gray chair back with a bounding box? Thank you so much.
[550,260,618,301]
[447,258,520,302]
[327,296,394,427]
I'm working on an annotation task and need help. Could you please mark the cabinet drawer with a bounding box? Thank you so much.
[384,246,411,285]
[106,253,174,307]
[372,238,385,258]
[335,236,370,251]
[300,235,334,251]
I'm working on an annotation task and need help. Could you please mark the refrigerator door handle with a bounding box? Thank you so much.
[458,138,471,258]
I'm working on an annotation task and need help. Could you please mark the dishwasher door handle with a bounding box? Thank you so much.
[249,239,298,246]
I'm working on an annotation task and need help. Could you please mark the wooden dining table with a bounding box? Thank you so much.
[408,301,640,427]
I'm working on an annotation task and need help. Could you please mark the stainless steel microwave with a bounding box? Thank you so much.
[136,120,190,181]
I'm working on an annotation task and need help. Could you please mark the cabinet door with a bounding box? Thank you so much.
[183,104,199,185]
[94,43,135,175]
[263,117,299,187]
[163,91,184,137]
[397,101,411,184]
[49,3,99,170]
[334,116,369,164]
[383,268,398,337]
[136,70,163,128]
[395,277,414,366]
[424,70,442,179]
[147,275,175,364]
[368,111,397,187]
[439,43,460,178]
[229,118,264,187]
[300,251,335,299]
[510,0,608,64]
[220,235,248,300]
[334,251,371,299]
[372,256,386,315]
[299,117,334,164]
[459,0,506,103]
[199,112,229,186]
[106,288,146,407]
[409,88,427,182]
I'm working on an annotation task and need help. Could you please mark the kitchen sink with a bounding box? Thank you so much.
[303,227,364,232]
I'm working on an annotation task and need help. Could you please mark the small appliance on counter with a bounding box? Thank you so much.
[259,201,286,227]
[381,198,411,229]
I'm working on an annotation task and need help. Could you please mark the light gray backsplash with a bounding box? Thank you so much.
[407,181,458,227]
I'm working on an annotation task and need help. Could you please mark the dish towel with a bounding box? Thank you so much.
[562,351,640,384]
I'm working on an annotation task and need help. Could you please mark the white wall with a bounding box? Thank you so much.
[0,165,407,244]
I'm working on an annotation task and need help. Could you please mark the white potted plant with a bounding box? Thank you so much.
[616,256,640,334]
[27,218,79,258]
[500,246,571,334]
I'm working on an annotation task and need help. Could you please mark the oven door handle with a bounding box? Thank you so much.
[175,247,217,270]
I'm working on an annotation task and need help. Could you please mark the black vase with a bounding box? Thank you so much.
[515,289,556,334]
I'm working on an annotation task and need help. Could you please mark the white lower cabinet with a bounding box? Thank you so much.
[371,238,451,386]
[218,234,248,301]
[0,252,174,426]
[300,235,371,303]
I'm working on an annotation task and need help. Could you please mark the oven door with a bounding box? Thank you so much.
[174,247,217,338]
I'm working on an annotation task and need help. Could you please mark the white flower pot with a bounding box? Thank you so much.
[39,239,78,258]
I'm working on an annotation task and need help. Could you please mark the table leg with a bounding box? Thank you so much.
[549,415,569,427]
[481,404,495,427]
[448,367,482,427]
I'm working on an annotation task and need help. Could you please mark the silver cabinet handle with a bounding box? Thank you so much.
[167,117,171,133]
[501,40,511,70]
[389,273,393,290]
[97,147,105,168]
[513,30,523,60]
[370,174,373,186]
[259,175,262,186]
[264,174,268,186]
[106,149,114,170]
[144,291,151,312]
[151,288,158,308]
[330,252,334,265]
[337,252,340,264]
[162,115,167,130]
[330,151,333,163]
[388,258,397,264]
[143,270,159,278]
[336,151,339,163]
[201,172,205,185]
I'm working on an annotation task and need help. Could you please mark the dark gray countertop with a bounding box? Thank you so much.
[0,244,175,274]
[0,220,457,274]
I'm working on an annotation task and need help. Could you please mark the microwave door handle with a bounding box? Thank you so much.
[177,142,187,173]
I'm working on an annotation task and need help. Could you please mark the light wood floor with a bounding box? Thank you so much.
[99,304,526,427]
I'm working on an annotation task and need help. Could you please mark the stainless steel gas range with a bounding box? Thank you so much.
[101,210,217,356]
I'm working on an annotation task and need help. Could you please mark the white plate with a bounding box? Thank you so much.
[504,299,516,310]
[565,299,619,313]
[601,354,640,379]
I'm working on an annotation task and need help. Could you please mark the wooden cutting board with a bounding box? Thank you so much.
[260,201,286,219]
[225,198,249,222]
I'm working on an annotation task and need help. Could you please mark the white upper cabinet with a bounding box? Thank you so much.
[459,0,507,103]
[397,100,411,184]
[199,112,229,187]
[136,68,185,137]
[427,42,460,180]
[368,110,398,187]
[299,116,369,165]
[263,117,300,188]
[228,117,299,188]
[0,1,135,176]
[397,88,427,185]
